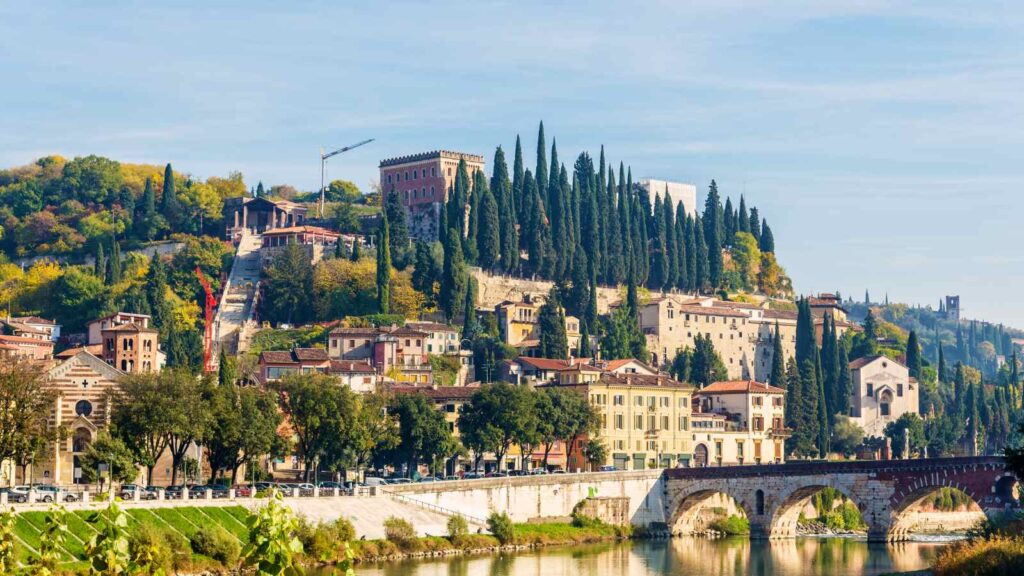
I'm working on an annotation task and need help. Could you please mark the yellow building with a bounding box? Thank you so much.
[543,371,697,471]
[495,294,581,356]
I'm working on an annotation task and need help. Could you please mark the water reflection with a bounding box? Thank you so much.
[337,538,946,576]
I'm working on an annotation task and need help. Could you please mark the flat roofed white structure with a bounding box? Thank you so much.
[638,179,697,217]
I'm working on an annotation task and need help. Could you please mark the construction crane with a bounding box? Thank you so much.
[320,138,374,218]
[195,266,218,373]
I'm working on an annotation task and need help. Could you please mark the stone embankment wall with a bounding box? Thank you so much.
[386,470,666,527]
[471,268,623,313]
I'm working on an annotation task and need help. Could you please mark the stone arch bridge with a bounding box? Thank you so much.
[663,456,1018,541]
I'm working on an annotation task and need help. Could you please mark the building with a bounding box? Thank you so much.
[38,351,123,486]
[389,383,481,475]
[3,316,60,342]
[87,312,152,346]
[405,321,460,355]
[639,295,851,382]
[224,196,308,237]
[945,295,961,323]
[257,348,332,383]
[495,294,581,356]
[330,360,378,393]
[502,356,590,386]
[637,179,698,217]
[100,323,162,374]
[378,150,486,240]
[808,294,848,323]
[259,226,341,268]
[542,372,697,471]
[848,355,919,437]
[0,334,54,360]
[691,380,788,466]
[328,325,432,384]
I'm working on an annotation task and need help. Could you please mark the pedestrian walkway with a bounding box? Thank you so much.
[212,232,262,364]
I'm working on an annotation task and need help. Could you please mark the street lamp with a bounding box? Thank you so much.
[319,139,375,219]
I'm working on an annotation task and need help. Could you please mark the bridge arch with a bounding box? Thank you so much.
[765,482,870,539]
[887,472,1017,541]
[666,482,755,536]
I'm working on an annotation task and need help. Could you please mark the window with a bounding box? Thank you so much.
[660,396,669,407]
[404,171,409,181]
[661,415,669,430]
[614,395,624,406]
[678,397,689,408]
[772,397,782,407]
[678,416,689,431]
[387,174,392,183]
[897,383,904,397]
[753,396,763,406]
[866,383,874,397]
[635,396,644,406]
[753,416,764,431]
[432,167,437,177]
[75,400,93,417]
[348,339,355,347]
[634,415,643,430]
[615,414,624,429]
[413,169,418,179]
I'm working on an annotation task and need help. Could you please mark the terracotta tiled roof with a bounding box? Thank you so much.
[0,334,54,346]
[56,344,103,358]
[330,360,375,373]
[676,304,749,318]
[712,299,764,310]
[762,309,798,320]
[329,327,381,335]
[102,322,158,334]
[10,316,57,326]
[848,355,905,370]
[293,348,329,362]
[260,351,296,364]
[699,380,785,395]
[405,322,456,332]
[515,357,588,371]
[603,358,654,372]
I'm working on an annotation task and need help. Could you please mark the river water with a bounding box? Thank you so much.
[344,537,953,576]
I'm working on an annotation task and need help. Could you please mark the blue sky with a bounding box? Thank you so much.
[2,1,1023,326]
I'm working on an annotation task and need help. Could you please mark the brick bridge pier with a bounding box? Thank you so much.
[663,456,1018,541]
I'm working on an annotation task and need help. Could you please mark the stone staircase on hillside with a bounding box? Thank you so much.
[212,232,263,364]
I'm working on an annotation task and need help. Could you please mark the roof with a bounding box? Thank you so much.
[712,299,764,310]
[0,334,54,346]
[10,316,57,326]
[262,225,339,238]
[677,304,749,318]
[329,327,382,335]
[1,321,47,335]
[849,355,906,370]
[603,358,656,372]
[90,312,151,324]
[293,348,330,362]
[260,351,295,364]
[260,348,330,364]
[698,380,785,395]
[330,360,375,373]
[102,322,158,334]
[405,322,457,332]
[56,344,103,359]
[388,384,480,401]
[379,150,485,168]
[762,309,798,320]
[515,357,588,371]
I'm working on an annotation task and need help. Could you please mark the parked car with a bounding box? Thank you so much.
[417,476,440,483]
[36,485,78,502]
[120,484,158,501]
[294,483,315,496]
[529,468,549,475]
[231,485,253,497]
[484,472,508,478]
[444,476,460,481]
[162,485,184,500]
[598,465,617,472]
[461,472,483,480]
[0,487,28,503]
[362,477,389,487]
[253,482,275,492]
[387,478,413,485]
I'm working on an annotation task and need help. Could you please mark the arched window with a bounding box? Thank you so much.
[75,400,93,417]
[880,390,893,417]
[755,489,765,515]
[73,427,92,453]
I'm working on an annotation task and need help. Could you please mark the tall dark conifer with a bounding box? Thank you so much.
[703,180,723,288]
[770,322,786,389]
[535,122,548,213]
[376,208,391,314]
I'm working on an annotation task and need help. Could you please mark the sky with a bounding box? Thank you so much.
[2,1,1023,326]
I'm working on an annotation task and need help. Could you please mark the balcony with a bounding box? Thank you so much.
[769,427,793,439]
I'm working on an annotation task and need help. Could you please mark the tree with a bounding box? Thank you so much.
[325,179,361,203]
[411,241,442,307]
[476,184,501,270]
[0,361,59,482]
[273,373,358,481]
[703,180,723,288]
[537,290,568,359]
[690,333,728,387]
[459,383,537,472]
[769,323,785,389]
[906,330,922,380]
[349,391,399,478]
[160,163,181,227]
[376,209,391,314]
[262,243,314,325]
[884,413,927,458]
[830,416,865,458]
[162,370,214,485]
[440,228,467,322]
[79,432,137,485]
[111,373,174,484]
[332,202,361,233]
[384,190,411,270]
[204,385,281,484]
[462,278,479,341]
[730,231,761,291]
[391,392,457,477]
[552,389,601,472]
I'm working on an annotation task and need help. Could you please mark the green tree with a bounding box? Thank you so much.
[830,415,865,457]
[111,372,174,484]
[769,322,785,389]
[204,385,282,484]
[263,243,314,325]
[384,189,412,269]
[462,277,479,341]
[390,392,457,476]
[476,184,501,270]
[906,330,922,380]
[376,209,391,314]
[325,179,361,203]
[459,383,537,472]
[703,180,723,288]
[79,431,138,484]
[884,413,927,458]
[160,163,181,228]
[162,370,215,485]
[690,333,727,387]
[537,290,568,359]
[440,228,467,322]
[273,372,359,481]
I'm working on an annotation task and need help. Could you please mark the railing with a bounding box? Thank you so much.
[381,489,488,526]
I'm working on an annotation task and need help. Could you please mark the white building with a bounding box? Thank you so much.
[848,355,919,437]
[638,179,697,217]
[691,380,788,466]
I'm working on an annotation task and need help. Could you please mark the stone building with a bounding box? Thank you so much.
[378,150,485,240]
[691,380,788,466]
[100,323,162,374]
[87,312,153,346]
[259,226,340,268]
[848,355,919,437]
[257,348,331,383]
[495,294,581,357]
[637,179,698,217]
[224,197,308,238]
[37,351,123,486]
[328,325,432,384]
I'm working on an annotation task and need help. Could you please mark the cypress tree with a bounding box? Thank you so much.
[384,189,411,269]
[579,320,592,358]
[376,209,391,314]
[606,169,624,284]
[440,228,467,323]
[256,181,265,197]
[799,358,821,457]
[1011,351,1020,386]
[350,239,361,261]
[674,202,688,291]
[906,330,922,379]
[937,345,947,383]
[512,135,525,242]
[477,182,501,271]
[795,298,815,366]
[535,122,547,212]
[724,196,736,242]
[538,289,568,360]
[94,243,106,278]
[738,196,749,234]
[465,171,483,264]
[693,213,708,291]
[618,173,633,284]
[770,322,786,389]
[749,207,761,241]
[836,342,851,416]
[107,236,122,284]
[663,193,678,290]
[785,357,802,445]
[449,159,470,238]
[703,180,723,288]
[759,220,775,252]
[160,163,180,228]
[462,278,479,341]
[650,195,667,289]
[137,177,156,239]
[815,349,830,456]
[523,171,550,277]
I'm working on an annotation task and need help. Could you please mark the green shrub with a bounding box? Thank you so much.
[190,525,240,567]
[571,513,607,529]
[709,515,750,535]
[383,516,418,550]
[129,523,179,573]
[447,515,469,540]
[840,501,864,529]
[487,513,514,545]
[934,537,1024,576]
[296,516,358,562]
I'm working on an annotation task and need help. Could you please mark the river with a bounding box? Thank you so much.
[335,537,954,576]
